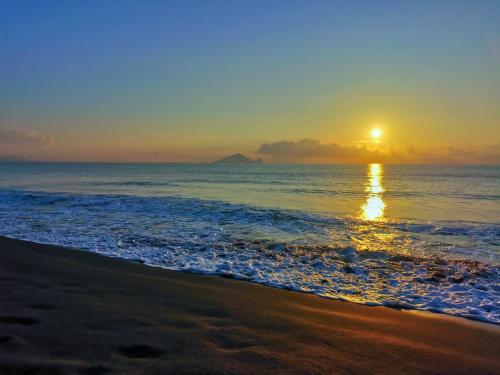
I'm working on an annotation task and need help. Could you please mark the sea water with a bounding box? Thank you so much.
[0,163,498,323]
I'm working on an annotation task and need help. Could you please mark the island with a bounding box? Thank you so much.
[213,153,263,164]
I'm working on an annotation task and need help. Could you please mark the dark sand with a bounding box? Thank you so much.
[0,236,499,374]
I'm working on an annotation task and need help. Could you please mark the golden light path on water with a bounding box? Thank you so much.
[360,163,385,221]
[349,163,412,258]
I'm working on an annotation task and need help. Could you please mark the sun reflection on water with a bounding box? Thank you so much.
[342,163,410,257]
[360,163,385,221]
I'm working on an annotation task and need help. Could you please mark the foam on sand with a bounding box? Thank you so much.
[0,190,498,323]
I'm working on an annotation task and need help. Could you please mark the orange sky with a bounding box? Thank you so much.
[1,1,499,163]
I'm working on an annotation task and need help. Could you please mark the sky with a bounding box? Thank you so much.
[1,0,500,163]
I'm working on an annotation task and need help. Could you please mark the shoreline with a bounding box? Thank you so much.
[1,236,499,374]
[1,187,497,326]
[2,232,498,327]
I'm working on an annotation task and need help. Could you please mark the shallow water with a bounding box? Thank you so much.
[0,163,498,323]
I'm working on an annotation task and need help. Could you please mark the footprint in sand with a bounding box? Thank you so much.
[29,303,57,310]
[0,335,12,345]
[116,344,163,359]
[0,316,39,325]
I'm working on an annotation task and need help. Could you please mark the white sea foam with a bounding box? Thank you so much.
[0,190,498,324]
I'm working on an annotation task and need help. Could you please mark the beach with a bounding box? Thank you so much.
[3,0,500,372]
[1,236,499,374]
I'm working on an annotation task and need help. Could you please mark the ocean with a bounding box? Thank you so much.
[0,162,498,323]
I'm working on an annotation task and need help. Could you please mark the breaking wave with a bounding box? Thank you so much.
[0,189,498,324]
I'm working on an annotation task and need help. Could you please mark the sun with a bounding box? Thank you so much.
[370,128,382,139]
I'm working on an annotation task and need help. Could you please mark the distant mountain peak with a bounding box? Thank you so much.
[214,153,263,164]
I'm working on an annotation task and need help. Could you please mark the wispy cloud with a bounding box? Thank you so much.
[0,129,54,147]
[0,129,54,159]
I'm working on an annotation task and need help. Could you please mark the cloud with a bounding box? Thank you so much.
[406,145,500,164]
[0,129,54,159]
[259,139,342,158]
[0,129,54,147]
[257,139,392,163]
[257,139,500,164]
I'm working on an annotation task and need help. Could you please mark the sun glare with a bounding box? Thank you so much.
[360,163,385,221]
[370,128,382,139]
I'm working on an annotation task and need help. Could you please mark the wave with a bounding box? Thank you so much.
[88,181,180,187]
[0,189,498,324]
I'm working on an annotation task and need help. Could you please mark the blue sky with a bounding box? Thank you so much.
[1,0,499,162]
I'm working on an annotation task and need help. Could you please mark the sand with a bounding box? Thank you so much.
[0,236,499,374]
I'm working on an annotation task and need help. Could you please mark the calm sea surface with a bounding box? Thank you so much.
[0,163,499,323]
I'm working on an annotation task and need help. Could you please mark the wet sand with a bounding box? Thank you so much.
[0,236,499,374]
